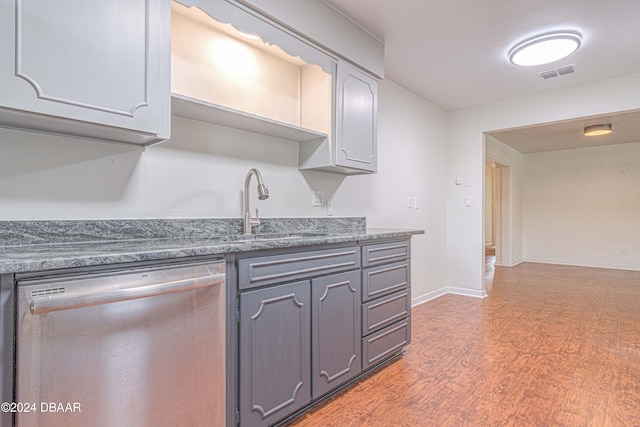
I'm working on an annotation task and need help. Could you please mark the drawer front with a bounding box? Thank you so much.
[362,289,410,336]
[362,319,411,369]
[362,261,409,302]
[361,240,410,268]
[239,247,360,289]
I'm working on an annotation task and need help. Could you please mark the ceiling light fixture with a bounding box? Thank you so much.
[509,31,582,66]
[584,123,612,136]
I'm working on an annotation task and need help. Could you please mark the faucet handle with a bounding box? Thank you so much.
[251,208,261,228]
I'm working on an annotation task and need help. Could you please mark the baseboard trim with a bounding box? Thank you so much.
[412,286,487,307]
[411,288,449,307]
[523,258,640,272]
[495,259,523,267]
[446,286,488,299]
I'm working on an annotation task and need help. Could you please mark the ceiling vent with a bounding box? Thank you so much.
[538,64,575,79]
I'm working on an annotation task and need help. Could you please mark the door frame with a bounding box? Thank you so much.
[485,156,511,267]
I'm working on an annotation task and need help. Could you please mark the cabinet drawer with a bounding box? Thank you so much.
[362,319,410,369]
[362,290,410,336]
[362,240,409,268]
[362,261,409,302]
[239,247,360,289]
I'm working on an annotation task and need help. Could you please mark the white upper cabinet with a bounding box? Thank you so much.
[0,0,170,145]
[172,0,380,174]
[235,0,385,78]
[171,0,333,143]
[335,62,378,172]
[298,60,378,175]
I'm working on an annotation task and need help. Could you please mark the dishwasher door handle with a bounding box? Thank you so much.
[30,273,226,315]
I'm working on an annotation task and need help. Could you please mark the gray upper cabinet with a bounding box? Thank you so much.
[0,0,171,145]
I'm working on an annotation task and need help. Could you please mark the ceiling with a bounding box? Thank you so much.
[487,109,640,154]
[324,0,640,153]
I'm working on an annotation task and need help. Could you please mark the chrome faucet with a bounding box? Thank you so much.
[243,168,269,234]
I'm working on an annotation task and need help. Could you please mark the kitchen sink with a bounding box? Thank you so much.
[233,232,327,243]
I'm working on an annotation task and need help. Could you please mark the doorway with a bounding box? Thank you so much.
[485,158,510,287]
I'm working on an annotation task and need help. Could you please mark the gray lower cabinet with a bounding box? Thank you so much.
[360,239,412,370]
[239,281,312,427]
[238,241,412,426]
[238,247,362,427]
[311,270,361,398]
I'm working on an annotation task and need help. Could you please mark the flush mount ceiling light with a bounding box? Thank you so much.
[584,123,612,136]
[509,31,582,66]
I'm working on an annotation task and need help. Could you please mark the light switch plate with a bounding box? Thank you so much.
[312,190,325,207]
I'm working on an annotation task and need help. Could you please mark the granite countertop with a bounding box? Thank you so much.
[0,218,423,274]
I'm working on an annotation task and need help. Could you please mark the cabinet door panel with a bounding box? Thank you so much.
[362,289,410,336]
[312,270,361,398]
[239,247,360,290]
[240,281,311,427]
[362,239,410,267]
[0,0,169,143]
[362,261,410,302]
[362,319,411,369]
[17,1,146,115]
[335,61,377,172]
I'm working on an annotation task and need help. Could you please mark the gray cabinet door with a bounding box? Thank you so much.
[311,270,361,398]
[239,281,311,427]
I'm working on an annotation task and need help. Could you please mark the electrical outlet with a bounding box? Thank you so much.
[464,196,472,207]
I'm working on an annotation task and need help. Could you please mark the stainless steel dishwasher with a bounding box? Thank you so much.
[15,259,226,427]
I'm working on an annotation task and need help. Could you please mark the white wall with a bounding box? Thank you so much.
[0,118,319,219]
[447,72,640,295]
[0,79,448,303]
[523,141,640,270]
[332,79,448,303]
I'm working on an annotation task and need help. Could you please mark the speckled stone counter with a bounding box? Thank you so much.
[0,218,423,274]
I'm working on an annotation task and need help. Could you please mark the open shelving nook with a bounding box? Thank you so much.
[170,0,334,144]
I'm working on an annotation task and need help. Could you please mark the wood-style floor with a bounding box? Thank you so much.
[289,261,640,426]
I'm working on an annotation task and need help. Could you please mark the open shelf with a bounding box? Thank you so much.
[171,93,328,142]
